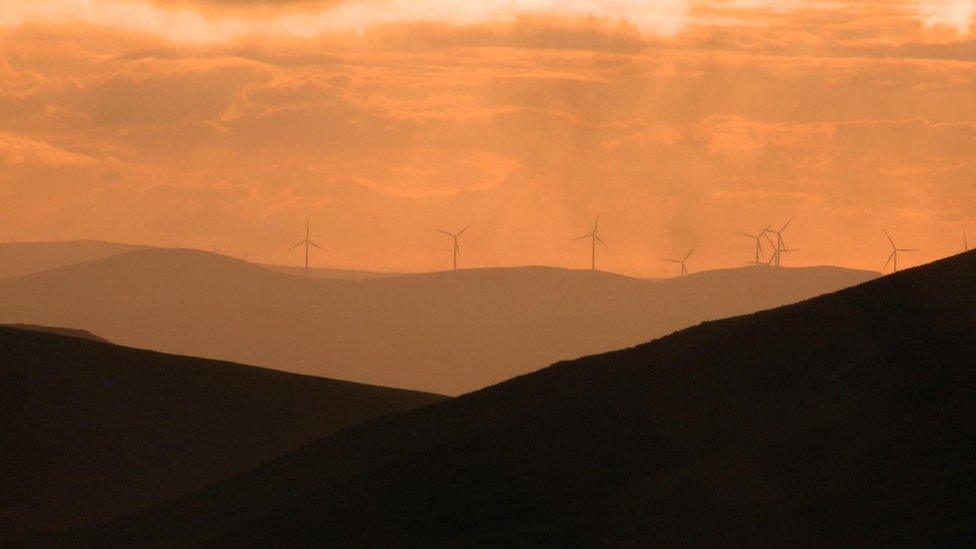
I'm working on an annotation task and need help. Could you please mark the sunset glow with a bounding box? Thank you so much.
[1,0,974,275]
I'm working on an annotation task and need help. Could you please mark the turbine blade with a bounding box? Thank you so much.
[593,216,600,234]
[595,235,608,248]
[662,259,680,263]
[457,224,471,236]
[737,232,756,239]
[884,250,895,269]
[289,240,305,250]
[780,216,794,232]
[437,230,454,237]
[574,234,591,241]
[309,241,323,250]
[684,247,695,261]
[883,229,895,248]
[899,248,917,252]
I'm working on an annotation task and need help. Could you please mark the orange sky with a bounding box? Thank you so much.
[1,0,974,275]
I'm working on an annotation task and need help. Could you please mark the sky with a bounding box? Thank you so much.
[0,0,974,276]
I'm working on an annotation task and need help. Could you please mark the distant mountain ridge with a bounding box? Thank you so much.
[0,240,149,279]
[0,325,445,543]
[261,263,404,280]
[0,248,879,394]
[66,251,976,546]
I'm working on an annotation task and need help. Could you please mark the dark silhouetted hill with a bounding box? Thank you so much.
[0,326,444,543]
[67,251,975,546]
[0,249,878,394]
[1,323,109,343]
[0,240,148,279]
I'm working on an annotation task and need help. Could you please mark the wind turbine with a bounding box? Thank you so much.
[437,224,470,271]
[763,217,793,267]
[290,218,322,277]
[883,229,915,273]
[965,229,969,252]
[574,217,607,271]
[738,225,770,265]
[662,247,695,277]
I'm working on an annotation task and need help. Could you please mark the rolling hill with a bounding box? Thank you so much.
[0,326,445,543]
[67,251,976,546]
[1,323,110,343]
[261,263,403,280]
[0,240,148,279]
[0,248,879,394]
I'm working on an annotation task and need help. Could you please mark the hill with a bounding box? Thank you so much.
[261,263,403,280]
[1,323,109,343]
[0,249,878,394]
[0,240,148,279]
[0,326,445,543]
[69,251,976,546]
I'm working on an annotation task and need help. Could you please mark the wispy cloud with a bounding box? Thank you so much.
[0,0,691,42]
[0,133,97,166]
[918,0,975,34]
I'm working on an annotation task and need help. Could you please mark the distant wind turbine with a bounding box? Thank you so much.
[662,247,695,277]
[965,229,969,252]
[738,225,770,265]
[437,224,470,271]
[241,248,249,263]
[574,217,607,271]
[883,229,915,273]
[290,218,322,277]
[763,217,793,267]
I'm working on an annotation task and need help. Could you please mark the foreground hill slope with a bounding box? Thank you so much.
[79,251,975,546]
[0,327,445,543]
[1,323,109,343]
[0,249,878,394]
[0,240,147,279]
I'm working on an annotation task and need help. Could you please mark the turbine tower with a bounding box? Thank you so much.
[574,217,607,271]
[437,224,470,271]
[738,225,770,265]
[965,229,969,252]
[883,229,916,273]
[763,217,793,267]
[662,247,695,277]
[290,218,322,277]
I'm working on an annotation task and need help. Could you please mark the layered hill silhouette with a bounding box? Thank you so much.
[261,263,402,280]
[1,323,109,343]
[0,248,878,394]
[66,251,976,546]
[0,326,444,543]
[0,240,148,279]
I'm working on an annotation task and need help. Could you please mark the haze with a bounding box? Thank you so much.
[1,0,974,276]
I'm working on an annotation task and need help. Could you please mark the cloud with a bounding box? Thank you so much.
[0,0,691,42]
[918,0,975,34]
[0,133,98,166]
